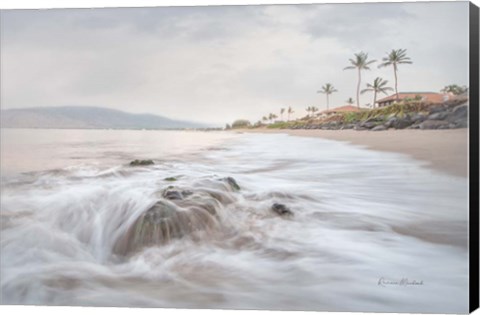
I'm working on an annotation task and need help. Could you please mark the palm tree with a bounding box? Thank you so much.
[346,97,355,105]
[344,52,376,108]
[271,113,278,122]
[378,49,412,101]
[262,116,268,124]
[280,108,285,121]
[306,106,312,117]
[361,77,393,109]
[311,106,319,117]
[287,106,294,121]
[317,83,338,110]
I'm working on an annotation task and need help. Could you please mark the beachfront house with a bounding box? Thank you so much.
[376,92,453,108]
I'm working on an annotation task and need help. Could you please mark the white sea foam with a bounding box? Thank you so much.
[0,129,468,312]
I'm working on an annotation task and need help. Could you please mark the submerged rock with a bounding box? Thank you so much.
[114,200,217,256]
[164,177,178,182]
[222,177,241,191]
[129,159,154,166]
[163,189,184,200]
[271,203,293,216]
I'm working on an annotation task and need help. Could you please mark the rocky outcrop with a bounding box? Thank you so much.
[114,176,242,256]
[129,159,154,166]
[222,177,241,191]
[271,100,468,131]
[113,200,217,256]
[271,203,293,216]
[419,120,450,130]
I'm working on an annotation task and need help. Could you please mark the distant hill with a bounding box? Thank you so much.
[0,106,207,129]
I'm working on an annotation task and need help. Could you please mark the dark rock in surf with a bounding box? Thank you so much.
[222,177,241,191]
[129,159,154,166]
[181,190,194,198]
[163,189,184,200]
[271,203,293,216]
[113,200,217,256]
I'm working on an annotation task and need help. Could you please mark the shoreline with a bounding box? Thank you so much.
[236,128,468,178]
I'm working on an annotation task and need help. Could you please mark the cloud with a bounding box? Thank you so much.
[0,2,469,125]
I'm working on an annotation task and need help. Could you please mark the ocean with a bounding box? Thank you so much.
[0,128,469,312]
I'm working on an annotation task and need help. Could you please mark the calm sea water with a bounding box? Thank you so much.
[0,129,469,312]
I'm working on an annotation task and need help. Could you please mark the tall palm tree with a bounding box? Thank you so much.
[311,106,319,117]
[344,52,376,108]
[346,97,355,105]
[268,113,278,123]
[287,106,294,121]
[378,49,412,101]
[280,108,285,121]
[361,77,393,109]
[317,83,338,110]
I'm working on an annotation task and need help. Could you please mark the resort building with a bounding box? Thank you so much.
[376,92,453,107]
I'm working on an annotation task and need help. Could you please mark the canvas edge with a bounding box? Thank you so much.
[469,1,480,314]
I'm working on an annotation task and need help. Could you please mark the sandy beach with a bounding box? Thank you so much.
[239,128,468,177]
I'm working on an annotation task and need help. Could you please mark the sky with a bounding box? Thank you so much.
[0,1,470,125]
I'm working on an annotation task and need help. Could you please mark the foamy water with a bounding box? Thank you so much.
[0,129,469,313]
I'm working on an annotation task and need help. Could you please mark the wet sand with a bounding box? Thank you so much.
[238,128,468,177]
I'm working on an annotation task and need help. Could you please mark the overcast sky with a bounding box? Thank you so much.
[0,2,470,125]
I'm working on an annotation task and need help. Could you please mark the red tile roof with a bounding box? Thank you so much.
[377,92,448,104]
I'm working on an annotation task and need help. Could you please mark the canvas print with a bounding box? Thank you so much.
[0,1,476,313]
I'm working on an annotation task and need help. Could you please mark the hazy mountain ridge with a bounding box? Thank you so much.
[0,106,207,129]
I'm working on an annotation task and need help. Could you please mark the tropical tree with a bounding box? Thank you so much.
[268,113,278,123]
[287,106,294,121]
[346,97,355,105]
[306,106,312,117]
[441,84,468,95]
[361,77,393,109]
[344,52,376,108]
[378,49,412,101]
[311,106,319,116]
[317,83,338,110]
[280,108,285,121]
[262,116,268,123]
